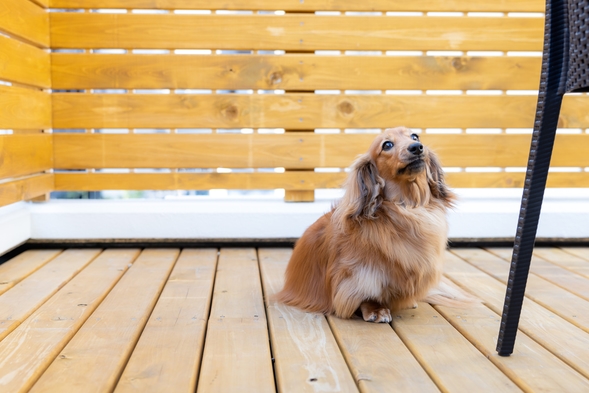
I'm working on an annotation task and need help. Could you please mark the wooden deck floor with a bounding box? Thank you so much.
[1,247,589,392]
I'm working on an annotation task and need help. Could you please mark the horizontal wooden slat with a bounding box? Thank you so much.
[54,172,345,191]
[53,171,589,191]
[50,54,543,91]
[0,85,51,130]
[0,134,53,180]
[0,0,49,47]
[52,133,589,169]
[0,34,51,88]
[51,93,589,129]
[48,0,545,12]
[50,14,543,51]
[0,174,54,207]
[31,0,49,8]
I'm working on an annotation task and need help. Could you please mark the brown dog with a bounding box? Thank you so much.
[276,127,461,322]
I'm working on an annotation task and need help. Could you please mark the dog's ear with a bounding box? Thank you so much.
[344,154,385,220]
[426,150,455,206]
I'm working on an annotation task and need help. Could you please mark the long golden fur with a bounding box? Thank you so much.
[276,127,465,323]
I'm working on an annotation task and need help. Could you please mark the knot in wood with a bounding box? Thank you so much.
[338,100,354,115]
[223,105,239,120]
[269,71,283,85]
[451,57,467,71]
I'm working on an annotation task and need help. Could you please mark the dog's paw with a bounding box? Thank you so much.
[360,302,392,323]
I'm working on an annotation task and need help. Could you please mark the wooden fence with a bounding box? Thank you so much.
[1,0,588,205]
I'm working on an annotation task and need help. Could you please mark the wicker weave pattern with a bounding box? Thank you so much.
[566,0,589,92]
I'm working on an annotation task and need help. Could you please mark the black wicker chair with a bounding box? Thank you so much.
[497,0,589,356]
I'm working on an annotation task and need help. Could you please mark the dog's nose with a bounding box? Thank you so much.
[408,142,424,155]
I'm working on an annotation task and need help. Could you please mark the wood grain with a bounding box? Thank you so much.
[0,0,49,47]
[0,249,101,342]
[0,134,53,180]
[258,248,358,393]
[534,248,589,278]
[52,133,589,169]
[48,0,544,12]
[115,249,218,393]
[50,54,542,91]
[0,174,54,207]
[447,250,589,379]
[197,248,274,393]
[393,303,521,392]
[0,249,140,393]
[0,250,62,296]
[49,14,543,51]
[29,249,179,393]
[0,85,51,130]
[0,34,51,88]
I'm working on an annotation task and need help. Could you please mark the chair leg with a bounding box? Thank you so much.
[496,0,568,356]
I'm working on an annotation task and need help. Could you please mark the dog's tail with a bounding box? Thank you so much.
[423,277,480,308]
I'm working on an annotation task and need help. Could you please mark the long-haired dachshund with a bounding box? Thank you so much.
[276,127,467,323]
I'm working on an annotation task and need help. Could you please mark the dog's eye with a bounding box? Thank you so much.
[382,141,394,151]
[411,134,419,141]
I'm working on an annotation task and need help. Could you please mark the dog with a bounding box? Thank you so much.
[276,127,467,323]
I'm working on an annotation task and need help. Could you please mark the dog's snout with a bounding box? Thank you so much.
[408,142,424,156]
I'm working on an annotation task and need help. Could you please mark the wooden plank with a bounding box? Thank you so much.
[197,248,274,393]
[49,14,543,51]
[446,249,589,379]
[455,248,589,334]
[31,0,49,8]
[486,248,589,302]
[0,0,49,47]
[114,249,218,393]
[54,172,344,191]
[0,249,101,341]
[258,248,358,393]
[29,249,179,393]
[0,249,62,296]
[0,174,54,207]
[393,303,521,392]
[52,171,589,192]
[0,34,50,88]
[51,93,589,130]
[50,54,542,91]
[0,85,51,130]
[52,133,589,170]
[48,0,545,12]
[0,134,53,179]
[533,247,589,278]
[434,282,589,392]
[0,249,140,393]
[562,248,589,266]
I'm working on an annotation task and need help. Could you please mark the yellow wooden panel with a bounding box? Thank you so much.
[0,35,51,88]
[48,0,544,12]
[115,249,218,393]
[0,250,62,296]
[0,173,54,207]
[0,249,139,393]
[0,249,101,341]
[52,93,589,130]
[0,134,53,180]
[197,248,274,393]
[446,250,589,379]
[434,274,589,392]
[54,172,346,191]
[30,249,179,393]
[0,85,51,130]
[394,303,521,392]
[0,0,49,47]
[52,133,589,169]
[533,248,589,278]
[50,54,542,91]
[50,14,543,51]
[31,0,49,8]
[258,248,359,393]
